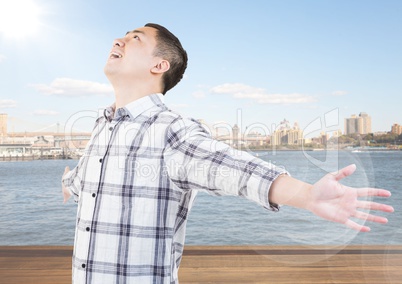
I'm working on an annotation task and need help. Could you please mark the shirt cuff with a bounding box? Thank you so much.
[248,162,289,212]
[62,169,80,203]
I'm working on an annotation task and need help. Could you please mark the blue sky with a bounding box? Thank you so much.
[0,0,401,136]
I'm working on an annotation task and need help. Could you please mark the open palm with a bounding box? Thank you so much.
[307,164,394,232]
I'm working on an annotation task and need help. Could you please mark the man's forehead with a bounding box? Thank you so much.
[125,26,156,36]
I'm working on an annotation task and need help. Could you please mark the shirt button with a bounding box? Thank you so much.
[109,126,113,131]
[99,158,103,163]
[86,227,90,232]
[92,193,96,198]
[82,263,86,269]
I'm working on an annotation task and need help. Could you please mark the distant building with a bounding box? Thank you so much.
[344,112,372,135]
[232,124,240,147]
[1,131,91,158]
[244,131,268,147]
[315,132,328,146]
[0,143,32,156]
[374,131,388,136]
[332,129,342,137]
[213,123,270,148]
[272,119,303,146]
[0,113,7,137]
[359,112,372,134]
[345,114,359,134]
[391,123,402,135]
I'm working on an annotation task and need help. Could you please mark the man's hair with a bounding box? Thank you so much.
[145,23,188,95]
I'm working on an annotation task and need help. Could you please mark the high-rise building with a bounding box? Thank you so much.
[344,112,371,135]
[391,123,402,135]
[0,113,7,137]
[287,129,303,145]
[232,124,239,147]
[344,114,360,135]
[359,112,372,134]
[272,119,303,146]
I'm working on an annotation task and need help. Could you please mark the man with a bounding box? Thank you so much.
[62,23,394,284]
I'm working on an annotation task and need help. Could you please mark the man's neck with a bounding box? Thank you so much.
[108,74,163,109]
[113,84,160,109]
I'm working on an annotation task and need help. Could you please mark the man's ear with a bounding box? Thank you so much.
[151,59,170,74]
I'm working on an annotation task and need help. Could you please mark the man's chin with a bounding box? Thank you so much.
[104,64,117,78]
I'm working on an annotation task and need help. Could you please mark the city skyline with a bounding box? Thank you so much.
[1,110,401,161]
[0,0,401,134]
[0,110,398,138]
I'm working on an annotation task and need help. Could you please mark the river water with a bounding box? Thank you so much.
[0,150,400,246]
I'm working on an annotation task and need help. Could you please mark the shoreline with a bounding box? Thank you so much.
[0,155,78,162]
[1,148,400,162]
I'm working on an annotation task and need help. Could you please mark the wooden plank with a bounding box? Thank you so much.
[179,245,402,284]
[0,246,401,283]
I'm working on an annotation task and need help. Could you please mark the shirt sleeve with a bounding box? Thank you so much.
[163,117,289,211]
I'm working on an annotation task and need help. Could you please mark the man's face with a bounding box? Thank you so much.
[104,26,159,80]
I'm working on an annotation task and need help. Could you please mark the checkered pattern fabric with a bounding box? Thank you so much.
[63,93,287,283]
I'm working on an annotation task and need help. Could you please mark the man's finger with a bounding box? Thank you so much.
[344,219,370,232]
[352,210,389,224]
[356,187,392,198]
[333,164,356,181]
[356,199,394,212]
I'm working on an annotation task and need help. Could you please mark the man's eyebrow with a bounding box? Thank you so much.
[125,30,146,36]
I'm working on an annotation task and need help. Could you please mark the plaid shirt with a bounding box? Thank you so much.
[63,93,287,284]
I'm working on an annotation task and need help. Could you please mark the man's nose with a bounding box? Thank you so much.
[113,38,125,47]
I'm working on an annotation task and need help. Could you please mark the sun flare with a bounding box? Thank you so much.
[0,0,43,39]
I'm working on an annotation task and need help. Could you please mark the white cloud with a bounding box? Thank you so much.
[31,78,113,97]
[33,109,60,116]
[0,54,6,63]
[332,90,348,96]
[211,83,316,104]
[0,99,17,108]
[192,91,206,99]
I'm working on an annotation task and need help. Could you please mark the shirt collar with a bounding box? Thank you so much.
[103,93,165,122]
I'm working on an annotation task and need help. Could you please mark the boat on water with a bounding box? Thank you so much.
[348,146,399,153]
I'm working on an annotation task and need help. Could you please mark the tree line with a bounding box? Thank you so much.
[332,133,402,146]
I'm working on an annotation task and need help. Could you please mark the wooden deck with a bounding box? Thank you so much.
[0,245,401,283]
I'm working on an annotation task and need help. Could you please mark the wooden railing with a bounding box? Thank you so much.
[1,245,401,283]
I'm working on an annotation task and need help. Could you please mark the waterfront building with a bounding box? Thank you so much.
[0,131,91,159]
[232,124,240,147]
[344,112,372,135]
[359,112,372,134]
[272,119,303,146]
[311,132,328,146]
[374,131,388,136]
[244,131,269,147]
[0,113,7,137]
[391,123,402,135]
[0,143,31,157]
[344,114,359,135]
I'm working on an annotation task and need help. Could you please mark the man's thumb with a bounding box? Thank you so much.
[333,164,356,181]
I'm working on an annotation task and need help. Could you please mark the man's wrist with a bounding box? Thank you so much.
[269,174,313,210]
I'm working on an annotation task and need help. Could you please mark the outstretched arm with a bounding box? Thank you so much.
[268,164,394,232]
